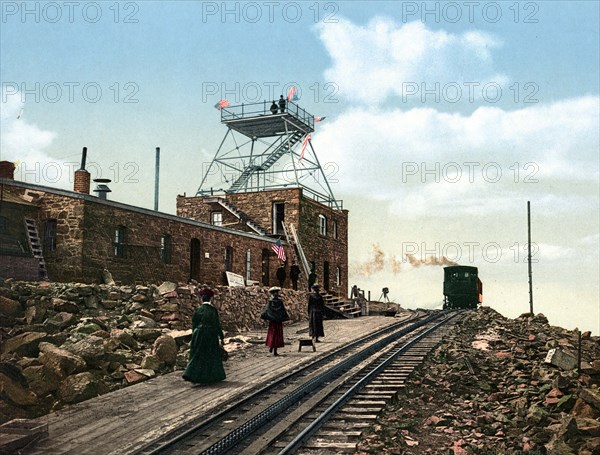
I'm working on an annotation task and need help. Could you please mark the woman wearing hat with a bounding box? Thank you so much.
[261,287,289,356]
[198,283,214,302]
[182,285,226,384]
[308,284,325,343]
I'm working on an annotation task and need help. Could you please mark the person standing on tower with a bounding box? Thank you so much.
[278,95,286,113]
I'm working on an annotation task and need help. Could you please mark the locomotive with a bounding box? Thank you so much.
[443,265,482,309]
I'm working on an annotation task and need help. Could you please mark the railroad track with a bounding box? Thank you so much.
[133,310,462,455]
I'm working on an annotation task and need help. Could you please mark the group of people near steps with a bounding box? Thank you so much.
[182,282,325,385]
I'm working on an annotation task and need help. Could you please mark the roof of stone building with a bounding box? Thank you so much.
[0,190,38,206]
[0,178,279,243]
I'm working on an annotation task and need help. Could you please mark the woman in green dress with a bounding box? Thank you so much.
[183,294,226,384]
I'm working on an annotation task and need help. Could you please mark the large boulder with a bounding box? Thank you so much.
[0,364,36,406]
[51,297,80,314]
[22,364,61,396]
[158,281,177,295]
[38,342,86,378]
[110,329,138,350]
[132,328,162,342]
[57,372,106,404]
[62,336,106,368]
[152,335,177,365]
[46,312,78,331]
[0,295,22,317]
[1,332,48,357]
[580,387,600,411]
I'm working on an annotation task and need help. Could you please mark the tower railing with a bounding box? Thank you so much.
[220,100,315,131]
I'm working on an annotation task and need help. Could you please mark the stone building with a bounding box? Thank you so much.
[0,160,349,296]
[177,188,348,294]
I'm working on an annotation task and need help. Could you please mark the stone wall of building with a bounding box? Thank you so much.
[0,257,39,281]
[177,188,349,295]
[0,199,38,256]
[176,188,302,235]
[36,192,86,282]
[79,199,282,286]
[1,180,348,295]
[298,197,349,297]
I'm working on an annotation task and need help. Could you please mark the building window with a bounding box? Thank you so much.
[336,267,341,286]
[161,234,172,264]
[211,212,223,226]
[333,220,338,240]
[272,202,285,235]
[114,226,126,258]
[225,246,233,271]
[319,215,327,237]
[0,216,7,234]
[246,249,251,281]
[43,219,57,252]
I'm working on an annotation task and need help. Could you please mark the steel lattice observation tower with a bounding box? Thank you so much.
[196,100,341,209]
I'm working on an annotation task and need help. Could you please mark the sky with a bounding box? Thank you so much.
[1,1,598,333]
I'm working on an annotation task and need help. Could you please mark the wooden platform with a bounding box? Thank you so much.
[24,316,402,455]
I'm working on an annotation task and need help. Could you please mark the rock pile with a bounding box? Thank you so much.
[357,307,600,455]
[0,279,308,424]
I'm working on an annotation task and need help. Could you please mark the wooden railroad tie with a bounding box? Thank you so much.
[298,338,316,352]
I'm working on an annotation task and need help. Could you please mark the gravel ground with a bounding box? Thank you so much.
[355,307,600,455]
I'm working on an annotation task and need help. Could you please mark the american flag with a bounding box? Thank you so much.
[214,99,230,110]
[287,86,298,101]
[271,238,286,262]
[314,116,326,122]
[299,134,311,161]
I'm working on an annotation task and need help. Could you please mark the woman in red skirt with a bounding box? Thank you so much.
[261,287,289,356]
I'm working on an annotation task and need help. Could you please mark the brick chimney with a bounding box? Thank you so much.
[0,161,15,180]
[74,169,91,194]
[73,147,90,194]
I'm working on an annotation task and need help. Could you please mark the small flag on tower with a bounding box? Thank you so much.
[299,134,311,162]
[214,99,230,110]
[271,238,286,262]
[287,86,298,101]
[314,116,326,122]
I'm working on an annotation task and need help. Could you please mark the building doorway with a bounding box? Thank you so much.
[262,248,270,286]
[190,238,201,281]
[272,202,285,235]
[323,260,330,291]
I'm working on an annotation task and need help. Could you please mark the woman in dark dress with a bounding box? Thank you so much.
[261,287,289,356]
[308,283,325,342]
[182,288,225,384]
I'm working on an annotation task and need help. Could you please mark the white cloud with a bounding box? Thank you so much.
[314,96,599,218]
[1,89,65,187]
[316,18,507,104]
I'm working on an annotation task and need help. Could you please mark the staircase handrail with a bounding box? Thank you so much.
[289,223,310,279]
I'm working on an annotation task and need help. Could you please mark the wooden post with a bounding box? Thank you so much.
[577,329,582,376]
[528,201,534,315]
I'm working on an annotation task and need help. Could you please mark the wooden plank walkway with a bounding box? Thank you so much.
[25,316,401,455]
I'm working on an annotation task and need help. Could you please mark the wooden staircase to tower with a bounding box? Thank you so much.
[24,218,49,280]
[284,223,361,318]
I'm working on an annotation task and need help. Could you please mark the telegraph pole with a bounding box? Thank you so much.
[527,201,534,314]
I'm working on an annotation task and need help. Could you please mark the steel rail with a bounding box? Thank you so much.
[277,312,458,454]
[135,311,443,455]
[197,312,445,455]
